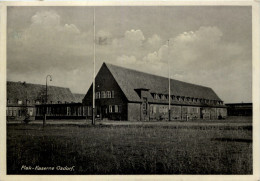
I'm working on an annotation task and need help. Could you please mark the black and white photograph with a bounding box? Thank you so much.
[0,1,259,180]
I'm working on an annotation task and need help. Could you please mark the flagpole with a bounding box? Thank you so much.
[92,7,96,125]
[168,40,171,121]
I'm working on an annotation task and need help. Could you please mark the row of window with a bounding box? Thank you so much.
[150,105,200,114]
[95,91,114,99]
[109,105,122,113]
[7,99,74,105]
[6,108,33,116]
[151,93,223,105]
[86,105,122,116]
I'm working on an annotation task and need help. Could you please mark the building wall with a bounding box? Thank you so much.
[127,103,141,121]
[149,104,227,121]
[7,106,36,121]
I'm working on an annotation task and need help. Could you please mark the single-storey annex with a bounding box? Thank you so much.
[225,103,252,116]
[83,62,227,121]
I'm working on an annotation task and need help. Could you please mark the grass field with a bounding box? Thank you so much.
[7,117,252,175]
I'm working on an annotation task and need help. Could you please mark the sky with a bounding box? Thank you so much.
[7,6,252,103]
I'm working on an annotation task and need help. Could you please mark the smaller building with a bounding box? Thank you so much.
[225,103,252,116]
[7,81,85,121]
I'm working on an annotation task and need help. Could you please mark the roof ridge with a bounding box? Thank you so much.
[7,81,71,90]
[104,62,211,89]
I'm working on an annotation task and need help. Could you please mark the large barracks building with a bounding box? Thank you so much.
[83,63,227,121]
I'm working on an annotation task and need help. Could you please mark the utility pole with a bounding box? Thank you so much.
[92,7,96,125]
[44,75,52,128]
[168,40,171,121]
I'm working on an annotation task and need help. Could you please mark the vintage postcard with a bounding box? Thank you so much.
[0,1,259,181]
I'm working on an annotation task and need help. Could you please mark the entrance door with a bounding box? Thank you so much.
[200,108,204,119]
[101,106,108,120]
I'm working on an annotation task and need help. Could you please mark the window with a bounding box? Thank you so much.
[154,94,159,100]
[7,99,11,104]
[115,105,119,113]
[95,92,100,99]
[191,107,198,113]
[161,95,166,100]
[171,95,175,101]
[182,107,187,113]
[13,110,17,116]
[109,105,113,113]
[18,100,22,105]
[108,105,121,113]
[153,105,157,113]
[112,105,115,112]
[18,110,22,116]
[118,105,122,113]
[143,97,147,110]
[143,102,147,110]
[101,91,106,98]
[26,100,30,104]
[67,107,71,116]
[159,106,163,113]
[87,106,92,116]
[106,91,111,98]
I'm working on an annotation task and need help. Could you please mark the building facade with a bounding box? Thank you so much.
[7,81,85,121]
[83,63,227,121]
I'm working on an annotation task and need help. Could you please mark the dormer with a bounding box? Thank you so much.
[134,88,150,99]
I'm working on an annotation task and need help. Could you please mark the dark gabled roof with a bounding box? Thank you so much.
[7,81,76,106]
[105,63,222,103]
[73,93,85,103]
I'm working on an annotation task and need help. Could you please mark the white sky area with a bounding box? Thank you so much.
[7,6,252,103]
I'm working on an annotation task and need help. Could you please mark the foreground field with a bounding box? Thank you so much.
[7,120,252,174]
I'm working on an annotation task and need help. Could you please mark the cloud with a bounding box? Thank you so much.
[31,11,60,27]
[7,10,90,73]
[111,29,146,58]
[116,55,137,64]
[124,29,145,43]
[147,34,162,47]
[143,51,160,63]
[142,26,241,72]
[143,44,168,63]
[138,26,251,103]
